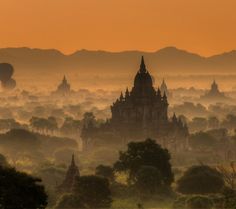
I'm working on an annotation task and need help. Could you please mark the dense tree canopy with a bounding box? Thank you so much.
[73,175,112,208]
[135,166,162,195]
[30,116,58,134]
[177,165,224,194]
[0,129,41,160]
[189,132,217,149]
[0,166,47,209]
[114,138,173,185]
[60,117,81,136]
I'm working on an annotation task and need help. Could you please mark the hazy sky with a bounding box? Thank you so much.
[1,0,236,56]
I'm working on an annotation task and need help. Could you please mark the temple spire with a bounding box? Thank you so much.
[120,92,124,101]
[71,154,75,167]
[63,75,67,82]
[172,113,177,123]
[162,78,165,85]
[125,87,129,98]
[140,56,147,73]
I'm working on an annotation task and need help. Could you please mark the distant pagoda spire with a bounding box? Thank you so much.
[160,78,168,96]
[71,153,75,167]
[163,91,167,99]
[161,78,166,87]
[157,87,161,100]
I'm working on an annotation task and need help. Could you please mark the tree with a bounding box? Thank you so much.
[82,112,96,127]
[189,117,208,132]
[177,165,224,194]
[54,193,84,209]
[186,195,213,209]
[47,116,58,134]
[222,187,236,209]
[73,175,112,208]
[30,117,58,134]
[172,196,188,209]
[114,138,173,185]
[0,119,22,132]
[0,129,41,164]
[208,116,220,129]
[189,132,217,150]
[221,114,236,130]
[95,165,115,182]
[60,117,80,136]
[217,162,236,190]
[135,166,162,195]
[0,153,8,167]
[0,166,47,209]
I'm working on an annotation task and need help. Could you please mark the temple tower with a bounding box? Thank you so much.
[58,154,80,192]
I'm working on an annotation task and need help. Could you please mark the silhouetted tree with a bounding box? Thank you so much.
[30,117,58,134]
[0,153,8,167]
[135,166,162,195]
[82,112,96,126]
[73,175,112,208]
[222,187,236,209]
[221,114,236,131]
[95,165,115,182]
[114,138,173,185]
[47,116,58,134]
[60,117,80,136]
[0,166,47,209]
[0,119,22,132]
[177,165,224,194]
[208,116,220,129]
[0,129,41,164]
[0,63,16,90]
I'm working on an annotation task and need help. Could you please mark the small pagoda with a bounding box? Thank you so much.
[58,154,80,193]
[53,75,71,96]
[200,80,229,102]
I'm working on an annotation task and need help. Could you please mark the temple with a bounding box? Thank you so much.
[110,57,169,138]
[200,80,229,101]
[53,75,71,96]
[58,154,80,192]
[160,79,169,97]
[81,57,189,151]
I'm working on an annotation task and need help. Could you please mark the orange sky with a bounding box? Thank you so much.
[0,0,236,56]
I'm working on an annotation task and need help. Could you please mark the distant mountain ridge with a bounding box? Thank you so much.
[0,47,236,75]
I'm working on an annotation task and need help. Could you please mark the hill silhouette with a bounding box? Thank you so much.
[0,47,236,76]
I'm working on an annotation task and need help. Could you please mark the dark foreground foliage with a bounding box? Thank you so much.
[0,166,47,209]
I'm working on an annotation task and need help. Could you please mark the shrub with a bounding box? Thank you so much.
[186,195,213,209]
[172,196,188,209]
[222,187,236,209]
[177,165,224,194]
